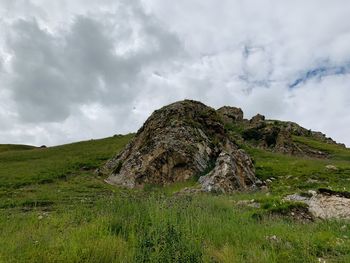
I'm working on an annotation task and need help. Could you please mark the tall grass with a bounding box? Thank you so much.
[1,191,350,262]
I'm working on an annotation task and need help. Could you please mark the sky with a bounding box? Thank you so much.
[0,0,350,146]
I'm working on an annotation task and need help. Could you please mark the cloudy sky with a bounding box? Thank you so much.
[1,0,350,146]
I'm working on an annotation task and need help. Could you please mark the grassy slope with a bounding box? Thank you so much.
[1,134,350,262]
[246,140,350,195]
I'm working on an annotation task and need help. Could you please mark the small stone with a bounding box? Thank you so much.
[261,185,269,192]
[236,200,260,208]
[335,238,344,245]
[255,179,263,186]
[248,202,261,208]
[325,165,338,171]
[38,215,43,220]
[283,193,310,202]
[266,179,272,184]
[236,200,250,206]
[284,241,293,249]
[265,235,280,243]
[307,179,319,184]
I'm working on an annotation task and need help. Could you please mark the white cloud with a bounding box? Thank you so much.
[0,0,350,146]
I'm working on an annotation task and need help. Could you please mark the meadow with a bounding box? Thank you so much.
[1,134,350,262]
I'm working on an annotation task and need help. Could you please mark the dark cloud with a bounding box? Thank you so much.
[5,3,184,123]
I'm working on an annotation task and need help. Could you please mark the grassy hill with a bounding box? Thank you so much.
[1,133,350,262]
[0,144,36,153]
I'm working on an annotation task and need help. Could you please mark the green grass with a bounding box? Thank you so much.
[1,134,350,262]
[0,144,36,153]
[243,136,350,194]
[293,136,350,161]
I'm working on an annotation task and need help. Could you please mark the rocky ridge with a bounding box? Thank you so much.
[100,100,344,193]
[221,108,344,157]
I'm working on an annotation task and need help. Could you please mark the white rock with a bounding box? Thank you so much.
[285,192,350,220]
[325,165,338,171]
[309,194,350,220]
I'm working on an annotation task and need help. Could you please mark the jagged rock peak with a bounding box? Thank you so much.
[217,106,244,122]
[101,100,258,193]
[250,114,265,124]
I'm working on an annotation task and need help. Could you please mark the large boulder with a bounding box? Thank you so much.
[101,100,257,192]
[284,189,350,220]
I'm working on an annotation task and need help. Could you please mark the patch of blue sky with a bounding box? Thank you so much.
[289,63,350,88]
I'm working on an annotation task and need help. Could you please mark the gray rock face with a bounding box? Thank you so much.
[102,100,257,192]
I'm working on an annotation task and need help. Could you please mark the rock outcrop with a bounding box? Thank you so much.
[100,99,346,192]
[101,100,257,193]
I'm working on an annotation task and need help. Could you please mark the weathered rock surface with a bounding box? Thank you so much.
[250,114,265,125]
[217,106,244,122]
[284,189,350,220]
[102,100,257,192]
[199,150,256,193]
